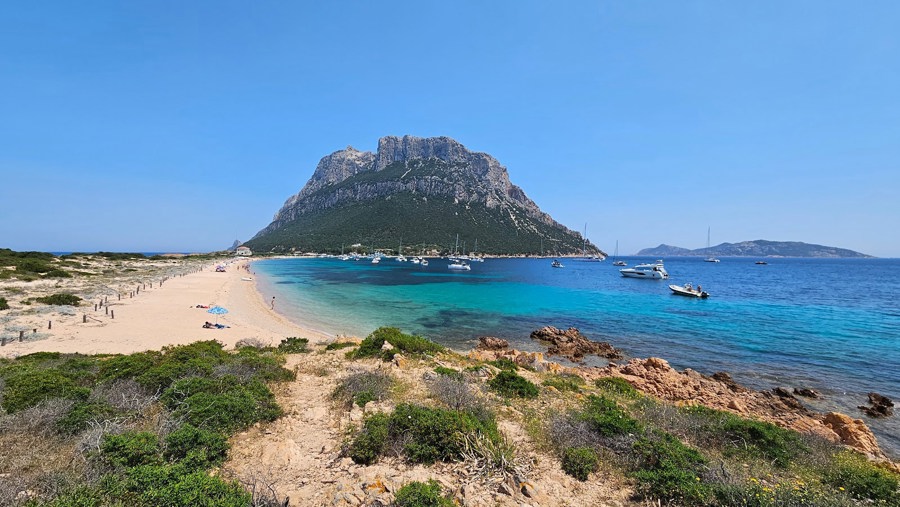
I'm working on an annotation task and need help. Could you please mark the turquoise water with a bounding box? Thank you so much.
[254,256,900,456]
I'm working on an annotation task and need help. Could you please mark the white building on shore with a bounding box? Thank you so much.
[235,246,252,257]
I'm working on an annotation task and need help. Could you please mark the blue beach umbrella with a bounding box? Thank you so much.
[207,306,228,324]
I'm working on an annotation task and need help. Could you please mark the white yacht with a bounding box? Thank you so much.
[620,260,668,279]
[448,259,471,271]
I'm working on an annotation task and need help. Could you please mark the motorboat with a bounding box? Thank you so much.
[755,260,768,265]
[448,259,471,271]
[669,282,709,298]
[613,260,627,266]
[551,259,564,268]
[620,260,668,279]
[421,259,429,266]
[371,256,381,264]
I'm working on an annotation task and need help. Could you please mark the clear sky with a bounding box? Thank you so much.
[2,1,898,257]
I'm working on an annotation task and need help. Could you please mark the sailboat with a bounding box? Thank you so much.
[580,223,603,261]
[612,240,626,266]
[704,227,720,263]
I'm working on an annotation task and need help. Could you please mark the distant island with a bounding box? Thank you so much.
[637,240,873,258]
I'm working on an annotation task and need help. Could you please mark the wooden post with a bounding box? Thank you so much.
[49,320,52,330]
[1,336,5,346]
[105,306,109,315]
[33,328,37,334]
[19,330,25,341]
[83,314,87,323]
[111,310,115,319]
[118,294,121,301]
[94,304,98,311]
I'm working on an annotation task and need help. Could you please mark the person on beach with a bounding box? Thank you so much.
[271,296,275,310]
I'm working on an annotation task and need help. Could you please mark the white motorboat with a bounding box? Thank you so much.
[669,282,709,298]
[551,259,564,268]
[371,256,381,264]
[620,260,668,279]
[448,259,471,271]
[421,259,429,266]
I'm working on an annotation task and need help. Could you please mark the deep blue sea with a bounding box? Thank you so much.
[254,256,900,456]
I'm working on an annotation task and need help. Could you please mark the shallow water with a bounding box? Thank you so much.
[254,256,900,457]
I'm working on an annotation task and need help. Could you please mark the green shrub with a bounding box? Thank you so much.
[562,446,599,481]
[101,431,161,468]
[630,432,710,504]
[543,374,584,392]
[325,341,357,351]
[595,377,640,398]
[278,336,310,353]
[349,403,501,465]
[57,400,119,434]
[0,297,8,310]
[487,358,519,372]
[349,412,389,465]
[124,463,251,506]
[98,351,161,382]
[579,395,641,437]
[713,481,849,507]
[353,327,443,360]
[231,346,295,382]
[434,366,462,377]
[824,450,900,505]
[721,415,806,468]
[394,480,454,507]
[1,369,91,413]
[488,370,539,399]
[164,376,282,433]
[34,293,81,306]
[164,424,229,469]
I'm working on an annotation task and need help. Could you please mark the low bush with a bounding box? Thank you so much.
[595,377,640,398]
[164,376,282,433]
[349,412,389,465]
[428,372,480,412]
[562,446,599,481]
[353,327,443,360]
[543,373,585,392]
[434,366,462,377]
[629,432,710,504]
[349,403,501,465]
[0,297,8,310]
[823,450,900,505]
[394,480,454,507]
[101,431,162,468]
[277,337,309,353]
[34,293,81,306]
[1,369,91,413]
[487,358,519,372]
[579,395,642,437]
[488,371,539,399]
[98,351,161,382]
[57,400,119,434]
[123,463,251,506]
[164,424,229,469]
[325,341,357,351]
[332,370,394,408]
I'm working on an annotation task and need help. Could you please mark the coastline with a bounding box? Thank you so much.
[0,258,330,358]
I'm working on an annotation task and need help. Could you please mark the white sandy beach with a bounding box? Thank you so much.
[0,258,331,358]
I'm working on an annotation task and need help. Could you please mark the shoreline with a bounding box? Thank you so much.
[0,258,330,358]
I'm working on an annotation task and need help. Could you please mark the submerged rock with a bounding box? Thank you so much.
[858,392,894,418]
[793,387,821,399]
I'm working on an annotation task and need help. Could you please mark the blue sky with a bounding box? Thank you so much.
[2,1,898,257]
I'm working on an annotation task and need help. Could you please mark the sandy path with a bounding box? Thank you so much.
[0,259,331,357]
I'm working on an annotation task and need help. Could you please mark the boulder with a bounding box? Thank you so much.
[476,336,509,350]
[823,412,882,457]
[793,388,821,399]
[859,392,894,418]
[529,326,621,362]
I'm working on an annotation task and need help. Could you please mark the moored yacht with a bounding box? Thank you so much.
[620,260,668,279]
[448,259,470,271]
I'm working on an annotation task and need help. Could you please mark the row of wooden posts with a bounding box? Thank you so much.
[3,265,208,347]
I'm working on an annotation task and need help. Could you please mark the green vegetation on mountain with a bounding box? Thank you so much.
[244,136,600,256]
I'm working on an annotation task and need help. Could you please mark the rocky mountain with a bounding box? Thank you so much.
[637,240,872,258]
[245,136,600,256]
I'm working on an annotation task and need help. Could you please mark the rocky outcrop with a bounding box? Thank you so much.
[529,326,621,363]
[578,357,888,459]
[476,336,510,351]
[859,392,894,418]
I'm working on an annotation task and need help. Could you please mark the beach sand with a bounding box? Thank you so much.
[0,258,331,358]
